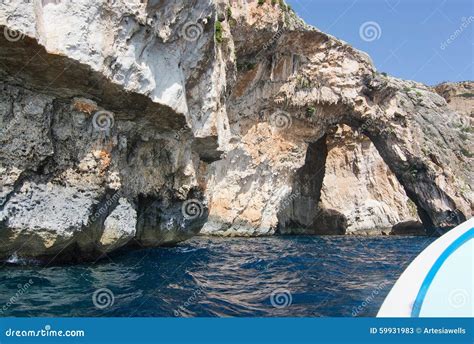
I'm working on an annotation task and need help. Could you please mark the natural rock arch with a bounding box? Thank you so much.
[203,22,471,236]
[274,90,469,235]
[277,124,427,235]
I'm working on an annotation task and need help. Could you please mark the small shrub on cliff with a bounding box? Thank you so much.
[226,7,232,19]
[296,75,312,89]
[237,60,257,72]
[407,199,418,218]
[407,165,421,179]
[279,0,287,10]
[460,147,473,158]
[306,107,316,117]
[215,21,223,43]
[258,0,265,6]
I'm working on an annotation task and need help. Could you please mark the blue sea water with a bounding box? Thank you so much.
[0,235,435,317]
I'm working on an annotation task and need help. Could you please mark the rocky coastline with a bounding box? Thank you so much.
[0,0,472,262]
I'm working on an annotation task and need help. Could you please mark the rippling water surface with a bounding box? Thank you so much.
[0,235,435,317]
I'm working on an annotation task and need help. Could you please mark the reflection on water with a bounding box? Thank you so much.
[0,235,434,317]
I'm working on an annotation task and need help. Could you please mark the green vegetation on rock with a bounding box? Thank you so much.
[215,21,223,43]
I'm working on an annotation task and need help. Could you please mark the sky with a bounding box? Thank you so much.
[286,0,473,85]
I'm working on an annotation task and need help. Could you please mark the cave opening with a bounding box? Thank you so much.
[277,124,427,235]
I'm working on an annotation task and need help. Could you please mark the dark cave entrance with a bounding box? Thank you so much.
[276,124,436,235]
[276,133,347,235]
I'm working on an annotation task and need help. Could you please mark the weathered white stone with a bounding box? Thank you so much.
[0,0,471,262]
[100,198,137,252]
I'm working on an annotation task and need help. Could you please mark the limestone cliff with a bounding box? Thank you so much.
[0,0,472,261]
[434,81,473,118]
[319,125,421,235]
[201,1,472,236]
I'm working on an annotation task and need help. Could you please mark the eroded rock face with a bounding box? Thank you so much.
[201,1,472,236]
[0,80,208,261]
[0,1,472,260]
[0,0,214,261]
[320,125,421,235]
[100,198,137,253]
[434,81,474,117]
